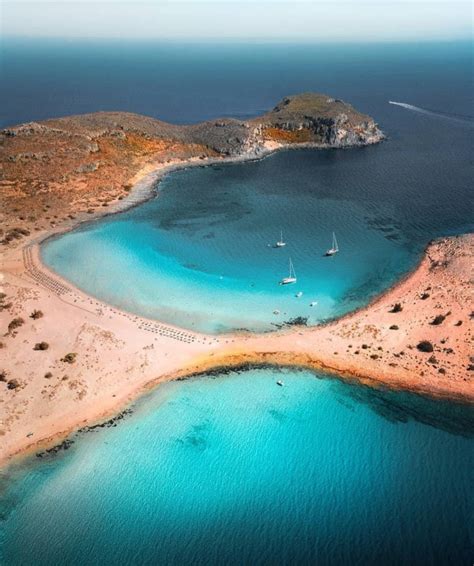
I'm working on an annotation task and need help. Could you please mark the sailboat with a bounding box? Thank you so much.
[325,232,339,256]
[280,257,297,285]
[276,230,286,247]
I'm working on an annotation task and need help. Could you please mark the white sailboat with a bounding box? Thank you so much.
[280,257,297,285]
[276,230,286,247]
[325,232,339,256]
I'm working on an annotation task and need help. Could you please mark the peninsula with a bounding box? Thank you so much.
[1,93,472,466]
[1,93,382,239]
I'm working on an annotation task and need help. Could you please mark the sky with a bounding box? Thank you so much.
[1,1,472,42]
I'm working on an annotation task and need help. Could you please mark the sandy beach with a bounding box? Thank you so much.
[1,153,472,467]
[0,99,472,468]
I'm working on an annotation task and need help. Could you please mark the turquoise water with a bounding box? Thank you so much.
[1,368,473,565]
[43,141,473,332]
[43,150,419,333]
[38,41,473,333]
[2,40,473,563]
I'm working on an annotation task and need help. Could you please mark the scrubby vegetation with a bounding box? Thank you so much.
[390,303,403,313]
[417,340,434,353]
[1,226,31,245]
[8,317,25,333]
[34,341,49,351]
[30,309,44,320]
[61,352,77,364]
[389,325,399,330]
[0,293,12,312]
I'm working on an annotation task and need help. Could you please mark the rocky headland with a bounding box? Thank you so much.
[0,92,382,245]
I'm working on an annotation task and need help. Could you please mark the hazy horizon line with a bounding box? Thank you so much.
[3,34,473,44]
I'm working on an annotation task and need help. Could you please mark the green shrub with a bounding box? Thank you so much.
[431,314,446,326]
[30,310,44,320]
[417,340,434,353]
[61,353,77,364]
[8,317,24,332]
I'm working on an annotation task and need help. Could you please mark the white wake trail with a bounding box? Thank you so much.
[389,101,432,115]
[388,101,474,125]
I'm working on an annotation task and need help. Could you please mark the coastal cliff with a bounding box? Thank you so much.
[186,93,383,155]
[0,93,383,244]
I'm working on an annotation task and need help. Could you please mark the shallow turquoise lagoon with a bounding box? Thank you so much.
[1,368,473,565]
[41,136,473,334]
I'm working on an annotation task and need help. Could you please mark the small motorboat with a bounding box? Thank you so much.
[276,380,284,387]
[295,291,303,298]
[310,301,318,307]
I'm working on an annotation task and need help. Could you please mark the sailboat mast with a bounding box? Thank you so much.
[289,258,296,278]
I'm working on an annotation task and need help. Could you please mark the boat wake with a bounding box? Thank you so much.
[388,101,474,125]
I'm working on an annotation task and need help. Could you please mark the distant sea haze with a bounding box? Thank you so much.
[0,39,472,127]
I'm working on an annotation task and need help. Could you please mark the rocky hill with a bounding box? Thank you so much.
[0,93,383,245]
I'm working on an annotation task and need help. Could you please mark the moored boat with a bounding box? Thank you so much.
[325,232,339,256]
[276,230,286,247]
[280,258,297,285]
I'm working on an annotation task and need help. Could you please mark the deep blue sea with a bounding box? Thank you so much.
[1,39,473,564]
